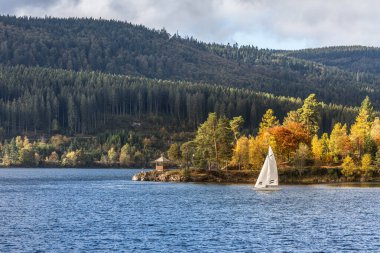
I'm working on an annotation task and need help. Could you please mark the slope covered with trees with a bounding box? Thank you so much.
[1,16,380,107]
[0,65,357,137]
[283,46,380,75]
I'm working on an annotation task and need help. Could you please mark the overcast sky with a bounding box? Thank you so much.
[1,0,379,49]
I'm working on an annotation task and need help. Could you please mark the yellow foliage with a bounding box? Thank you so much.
[370,117,380,145]
[108,147,118,163]
[63,150,81,166]
[329,123,350,161]
[350,108,371,157]
[341,156,357,177]
[361,154,372,173]
[248,136,266,170]
[311,135,323,162]
[230,136,249,169]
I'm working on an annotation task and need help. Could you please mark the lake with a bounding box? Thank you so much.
[1,169,380,252]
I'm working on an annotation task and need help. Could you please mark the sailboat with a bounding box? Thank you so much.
[254,146,280,191]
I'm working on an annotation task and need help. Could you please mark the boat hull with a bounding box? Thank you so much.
[253,187,281,191]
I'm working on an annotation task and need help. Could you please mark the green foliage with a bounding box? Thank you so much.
[167,143,182,164]
[194,113,233,170]
[180,141,196,169]
[286,46,380,75]
[2,16,380,110]
[259,109,279,133]
[230,116,244,142]
[297,94,320,136]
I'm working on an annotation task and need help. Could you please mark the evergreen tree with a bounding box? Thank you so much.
[259,109,279,134]
[297,94,320,136]
[230,116,244,142]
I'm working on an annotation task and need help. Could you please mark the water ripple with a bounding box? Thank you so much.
[0,169,380,252]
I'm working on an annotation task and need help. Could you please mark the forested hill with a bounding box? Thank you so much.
[0,65,357,136]
[283,46,380,75]
[1,16,380,108]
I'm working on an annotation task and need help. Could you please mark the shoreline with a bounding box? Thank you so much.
[132,168,380,185]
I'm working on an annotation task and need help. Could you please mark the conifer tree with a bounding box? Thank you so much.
[230,116,244,142]
[259,109,279,134]
[297,94,320,136]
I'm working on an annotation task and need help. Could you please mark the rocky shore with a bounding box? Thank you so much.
[131,167,372,184]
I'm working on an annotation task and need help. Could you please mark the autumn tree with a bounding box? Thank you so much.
[361,153,373,176]
[248,136,266,170]
[119,143,132,166]
[329,123,350,163]
[341,156,357,177]
[107,147,118,164]
[269,122,309,161]
[350,97,373,158]
[293,143,311,168]
[370,117,380,145]
[230,136,249,170]
[311,135,323,163]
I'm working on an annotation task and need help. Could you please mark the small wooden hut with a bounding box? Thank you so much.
[153,155,170,171]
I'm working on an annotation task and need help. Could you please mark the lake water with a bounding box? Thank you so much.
[1,169,380,252]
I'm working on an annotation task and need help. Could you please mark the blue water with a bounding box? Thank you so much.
[1,169,380,252]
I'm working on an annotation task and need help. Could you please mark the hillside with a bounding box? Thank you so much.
[283,46,380,75]
[0,16,380,108]
[0,64,357,137]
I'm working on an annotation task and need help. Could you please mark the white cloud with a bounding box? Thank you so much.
[2,0,380,49]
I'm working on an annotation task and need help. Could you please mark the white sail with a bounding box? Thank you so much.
[254,146,279,189]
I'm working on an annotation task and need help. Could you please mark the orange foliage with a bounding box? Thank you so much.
[269,122,310,160]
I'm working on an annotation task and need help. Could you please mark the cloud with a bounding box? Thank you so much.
[1,0,380,49]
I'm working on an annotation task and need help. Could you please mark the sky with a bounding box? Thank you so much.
[1,0,380,50]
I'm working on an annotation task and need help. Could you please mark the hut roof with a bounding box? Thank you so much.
[153,155,170,163]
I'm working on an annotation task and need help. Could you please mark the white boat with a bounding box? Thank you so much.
[254,146,280,191]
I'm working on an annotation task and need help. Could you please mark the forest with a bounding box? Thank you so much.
[0,65,358,136]
[0,16,379,168]
[1,93,375,174]
[1,16,380,107]
[168,95,380,179]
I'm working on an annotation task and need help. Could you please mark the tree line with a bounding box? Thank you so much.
[0,65,358,136]
[0,130,167,167]
[168,95,380,179]
[1,16,380,107]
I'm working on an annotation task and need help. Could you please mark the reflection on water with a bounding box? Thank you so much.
[1,169,380,252]
[327,182,380,188]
